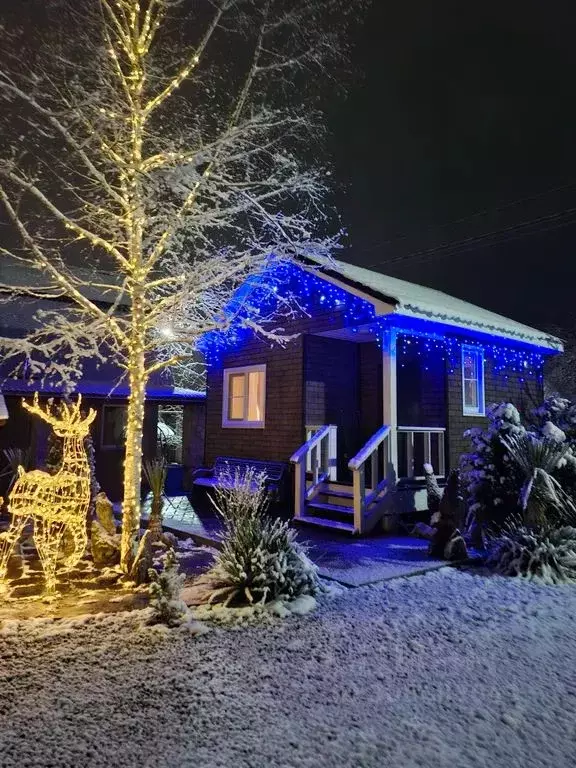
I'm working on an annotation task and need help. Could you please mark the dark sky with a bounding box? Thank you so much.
[3,0,575,333]
[331,0,576,332]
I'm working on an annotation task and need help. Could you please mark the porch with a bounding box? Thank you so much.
[149,497,448,586]
[291,423,446,535]
[292,328,448,534]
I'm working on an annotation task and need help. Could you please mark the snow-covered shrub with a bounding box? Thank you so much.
[486,521,576,584]
[205,466,320,607]
[530,396,576,499]
[501,433,576,528]
[532,396,576,441]
[147,548,189,627]
[460,403,526,531]
[461,399,576,536]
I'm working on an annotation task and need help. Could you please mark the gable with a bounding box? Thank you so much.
[304,257,562,352]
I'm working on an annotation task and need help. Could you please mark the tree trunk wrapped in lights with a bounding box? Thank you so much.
[0,394,96,595]
[0,0,364,572]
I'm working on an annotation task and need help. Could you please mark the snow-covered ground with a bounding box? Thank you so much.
[1,568,575,768]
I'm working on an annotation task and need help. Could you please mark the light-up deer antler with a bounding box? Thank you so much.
[21,392,96,434]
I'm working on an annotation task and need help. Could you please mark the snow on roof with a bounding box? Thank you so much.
[0,379,205,400]
[0,258,125,305]
[321,257,562,351]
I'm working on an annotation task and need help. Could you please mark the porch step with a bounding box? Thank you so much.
[318,488,353,499]
[296,515,356,534]
[317,482,353,495]
[307,501,354,517]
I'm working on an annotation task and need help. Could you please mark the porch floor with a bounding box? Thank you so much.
[152,495,447,587]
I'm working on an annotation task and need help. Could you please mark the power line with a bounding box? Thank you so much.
[356,179,576,257]
[362,205,576,271]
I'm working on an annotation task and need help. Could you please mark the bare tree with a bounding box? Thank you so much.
[0,0,361,571]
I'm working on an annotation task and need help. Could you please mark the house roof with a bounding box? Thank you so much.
[0,379,205,401]
[317,257,562,352]
[0,258,125,305]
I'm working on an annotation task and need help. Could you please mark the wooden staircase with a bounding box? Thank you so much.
[291,425,393,535]
[297,481,356,533]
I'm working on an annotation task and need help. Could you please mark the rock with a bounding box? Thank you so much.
[90,519,121,569]
[413,522,435,539]
[95,568,123,586]
[424,463,443,515]
[160,531,179,550]
[444,530,468,561]
[95,492,117,535]
[429,521,456,559]
[129,530,154,585]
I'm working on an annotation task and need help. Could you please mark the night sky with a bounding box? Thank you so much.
[331,0,576,332]
[3,0,575,333]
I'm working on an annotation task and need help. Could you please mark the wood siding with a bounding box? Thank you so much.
[446,358,543,471]
[205,335,305,466]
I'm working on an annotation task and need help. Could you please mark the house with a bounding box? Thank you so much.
[0,261,206,502]
[200,257,562,534]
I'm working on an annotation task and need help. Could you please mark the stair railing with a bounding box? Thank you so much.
[290,425,338,519]
[397,426,446,480]
[348,425,391,533]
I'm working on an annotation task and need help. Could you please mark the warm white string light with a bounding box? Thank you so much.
[0,393,96,595]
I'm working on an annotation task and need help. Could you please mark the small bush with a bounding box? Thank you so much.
[486,522,576,584]
[148,547,189,626]
[461,400,576,532]
[205,466,320,607]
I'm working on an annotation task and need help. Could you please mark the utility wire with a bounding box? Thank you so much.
[356,179,576,257]
[362,205,576,270]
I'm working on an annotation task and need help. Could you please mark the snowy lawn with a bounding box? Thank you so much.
[1,568,575,768]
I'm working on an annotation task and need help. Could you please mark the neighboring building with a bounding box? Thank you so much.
[0,376,205,502]
[200,257,562,534]
[0,263,205,502]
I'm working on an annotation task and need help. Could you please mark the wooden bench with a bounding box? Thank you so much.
[192,457,287,497]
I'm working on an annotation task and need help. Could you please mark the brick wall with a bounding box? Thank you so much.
[205,334,305,466]
[203,298,382,468]
[446,357,544,471]
[304,335,361,474]
[396,340,446,428]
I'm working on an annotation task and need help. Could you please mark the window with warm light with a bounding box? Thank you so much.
[222,364,266,428]
[462,346,485,416]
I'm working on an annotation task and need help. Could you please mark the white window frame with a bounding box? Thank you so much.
[461,345,485,416]
[222,364,266,429]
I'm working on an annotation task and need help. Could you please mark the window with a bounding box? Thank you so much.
[157,404,184,464]
[462,346,485,416]
[223,364,266,428]
[101,405,127,448]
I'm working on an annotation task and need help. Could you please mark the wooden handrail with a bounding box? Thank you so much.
[397,425,446,433]
[290,424,332,464]
[291,425,338,519]
[348,425,391,470]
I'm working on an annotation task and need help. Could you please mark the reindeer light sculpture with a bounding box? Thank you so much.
[0,393,96,594]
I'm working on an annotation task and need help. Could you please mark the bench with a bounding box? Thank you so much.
[192,457,287,497]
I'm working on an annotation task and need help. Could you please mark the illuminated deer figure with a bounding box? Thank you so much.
[0,393,96,594]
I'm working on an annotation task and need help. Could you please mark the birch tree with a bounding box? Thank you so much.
[0,0,360,571]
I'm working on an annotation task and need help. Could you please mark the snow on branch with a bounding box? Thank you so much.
[0,0,359,390]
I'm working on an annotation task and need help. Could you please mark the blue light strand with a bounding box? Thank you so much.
[397,332,545,381]
[197,262,547,379]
